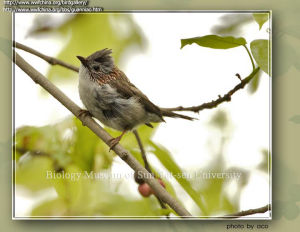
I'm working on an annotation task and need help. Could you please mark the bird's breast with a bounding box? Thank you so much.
[78,75,147,131]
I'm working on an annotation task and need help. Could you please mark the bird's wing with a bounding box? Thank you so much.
[108,69,163,120]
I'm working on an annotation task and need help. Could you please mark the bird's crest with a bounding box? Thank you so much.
[88,48,114,70]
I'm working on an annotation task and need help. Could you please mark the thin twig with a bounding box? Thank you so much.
[13,41,181,216]
[13,44,270,218]
[13,41,259,114]
[133,129,151,172]
[14,41,79,72]
[243,44,255,71]
[14,51,192,217]
[132,129,168,214]
[161,67,260,113]
[224,204,271,218]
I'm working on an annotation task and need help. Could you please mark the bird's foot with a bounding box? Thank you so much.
[78,109,92,126]
[108,130,127,151]
[108,137,122,151]
[78,109,92,118]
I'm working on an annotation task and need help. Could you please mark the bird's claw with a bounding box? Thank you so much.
[78,109,92,126]
[78,109,92,118]
[108,137,121,151]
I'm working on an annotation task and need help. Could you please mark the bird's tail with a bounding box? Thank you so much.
[160,109,196,121]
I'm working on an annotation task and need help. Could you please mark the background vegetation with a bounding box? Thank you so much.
[14,13,270,217]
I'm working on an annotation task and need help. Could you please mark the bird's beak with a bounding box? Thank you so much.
[76,56,88,68]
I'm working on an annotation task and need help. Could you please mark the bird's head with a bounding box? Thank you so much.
[77,49,114,80]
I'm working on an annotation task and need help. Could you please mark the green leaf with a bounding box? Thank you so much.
[289,115,300,124]
[209,110,229,130]
[31,198,68,216]
[52,165,83,205]
[250,39,270,75]
[158,208,172,216]
[181,35,246,49]
[16,118,74,157]
[199,178,224,215]
[248,69,262,94]
[253,13,269,30]
[130,150,145,166]
[149,141,207,215]
[257,149,271,173]
[16,156,54,191]
[114,124,158,152]
[221,196,237,214]
[96,195,161,217]
[72,118,105,171]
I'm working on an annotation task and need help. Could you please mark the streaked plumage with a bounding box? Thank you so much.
[77,49,194,149]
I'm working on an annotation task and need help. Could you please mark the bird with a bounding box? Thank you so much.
[76,49,195,150]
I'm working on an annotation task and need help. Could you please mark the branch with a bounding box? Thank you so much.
[133,130,151,173]
[224,204,271,218]
[13,42,269,218]
[14,41,171,215]
[14,42,260,114]
[132,130,168,213]
[161,67,260,113]
[14,51,192,217]
[14,41,79,72]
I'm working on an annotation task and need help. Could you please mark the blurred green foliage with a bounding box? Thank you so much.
[211,13,271,94]
[29,14,146,81]
[248,69,263,93]
[15,116,205,217]
[149,141,208,215]
[193,110,246,216]
[15,110,269,217]
[253,13,269,30]
[15,117,165,217]
[257,149,271,173]
[14,13,270,218]
[211,14,253,36]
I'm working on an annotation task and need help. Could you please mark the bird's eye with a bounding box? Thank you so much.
[93,65,100,71]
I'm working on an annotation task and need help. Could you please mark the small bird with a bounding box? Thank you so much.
[77,49,194,150]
